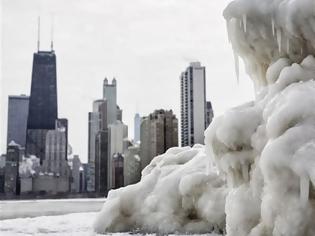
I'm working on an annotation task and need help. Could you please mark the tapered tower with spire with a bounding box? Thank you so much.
[25,17,58,163]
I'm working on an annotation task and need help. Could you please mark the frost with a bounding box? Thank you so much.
[271,17,275,36]
[276,28,282,53]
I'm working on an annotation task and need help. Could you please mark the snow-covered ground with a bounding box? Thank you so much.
[0,211,220,236]
[0,199,220,235]
[0,212,98,236]
[0,198,105,220]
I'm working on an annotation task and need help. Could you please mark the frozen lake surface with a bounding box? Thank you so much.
[0,198,105,220]
[0,199,220,235]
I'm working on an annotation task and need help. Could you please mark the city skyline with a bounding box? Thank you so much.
[0,0,254,162]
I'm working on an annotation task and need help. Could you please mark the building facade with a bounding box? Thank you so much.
[112,153,124,189]
[103,78,117,125]
[140,109,178,170]
[71,155,82,193]
[180,62,213,146]
[0,154,6,193]
[95,130,108,193]
[26,50,58,163]
[124,145,141,186]
[108,121,128,190]
[4,142,23,195]
[134,113,141,143]
[88,78,127,193]
[7,95,29,148]
[42,127,68,176]
[87,99,108,193]
[205,101,214,128]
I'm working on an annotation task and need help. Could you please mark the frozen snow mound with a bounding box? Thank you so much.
[94,145,227,234]
[224,0,315,88]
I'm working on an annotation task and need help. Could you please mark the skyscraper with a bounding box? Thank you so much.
[103,78,117,125]
[180,62,212,147]
[4,141,23,195]
[134,113,141,143]
[43,127,68,176]
[108,120,128,189]
[7,95,29,148]
[140,109,178,169]
[95,130,108,193]
[26,50,58,163]
[123,145,141,186]
[87,99,108,193]
[205,101,214,128]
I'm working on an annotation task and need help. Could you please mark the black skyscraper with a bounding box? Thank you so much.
[26,50,58,163]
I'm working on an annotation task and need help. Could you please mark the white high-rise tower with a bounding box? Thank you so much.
[180,62,211,146]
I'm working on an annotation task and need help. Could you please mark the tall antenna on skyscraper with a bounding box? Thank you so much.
[50,15,54,51]
[37,16,40,52]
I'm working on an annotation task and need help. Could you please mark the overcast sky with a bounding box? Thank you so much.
[0,0,254,162]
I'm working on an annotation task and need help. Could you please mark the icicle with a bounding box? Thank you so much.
[276,29,282,53]
[300,47,303,56]
[241,164,249,182]
[227,169,233,189]
[233,51,240,83]
[242,14,247,33]
[300,176,309,204]
[226,20,231,43]
[271,17,275,36]
[286,38,290,54]
[206,160,210,176]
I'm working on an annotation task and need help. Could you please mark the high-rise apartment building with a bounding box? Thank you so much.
[108,121,128,189]
[140,109,178,169]
[71,155,85,193]
[134,113,141,143]
[4,141,23,195]
[124,145,141,186]
[26,50,58,163]
[7,95,29,148]
[43,124,68,176]
[87,100,107,192]
[95,130,108,193]
[180,62,213,146]
[103,78,117,125]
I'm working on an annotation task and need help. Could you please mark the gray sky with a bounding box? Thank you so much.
[0,0,254,162]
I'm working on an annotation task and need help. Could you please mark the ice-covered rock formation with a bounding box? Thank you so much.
[95,0,315,235]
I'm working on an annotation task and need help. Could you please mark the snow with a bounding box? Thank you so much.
[0,198,105,220]
[0,204,220,236]
[19,155,40,178]
[0,212,98,236]
[94,0,315,235]
[94,146,227,234]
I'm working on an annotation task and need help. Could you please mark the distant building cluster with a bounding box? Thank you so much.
[0,32,213,198]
